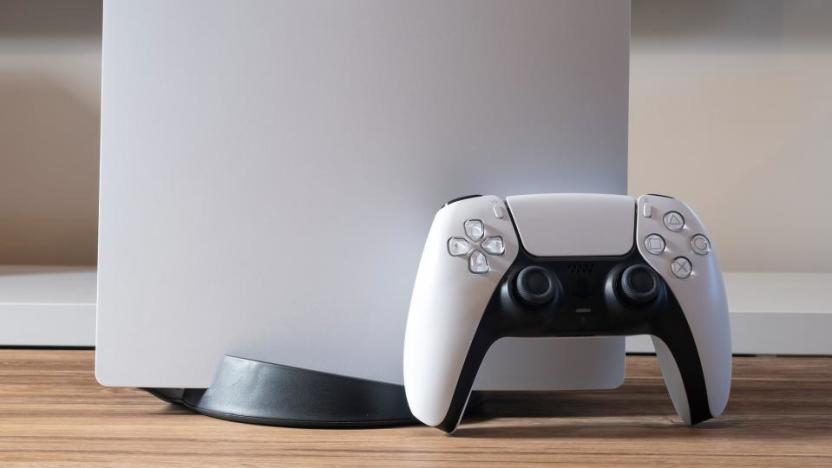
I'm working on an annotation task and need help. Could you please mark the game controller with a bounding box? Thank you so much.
[403,193,731,433]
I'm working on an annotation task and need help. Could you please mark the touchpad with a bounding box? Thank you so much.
[506,194,635,257]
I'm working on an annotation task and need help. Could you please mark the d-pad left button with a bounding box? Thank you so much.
[448,237,472,257]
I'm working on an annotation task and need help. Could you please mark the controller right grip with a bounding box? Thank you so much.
[649,294,730,425]
[651,336,709,425]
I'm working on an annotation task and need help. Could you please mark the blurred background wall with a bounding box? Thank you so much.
[0,0,101,265]
[2,0,831,274]
[630,0,832,273]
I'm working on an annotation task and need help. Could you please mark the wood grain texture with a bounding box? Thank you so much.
[0,350,829,466]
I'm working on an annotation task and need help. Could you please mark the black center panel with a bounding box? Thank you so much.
[494,251,666,337]
[436,243,713,433]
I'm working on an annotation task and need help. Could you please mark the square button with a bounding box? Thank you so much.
[643,234,665,255]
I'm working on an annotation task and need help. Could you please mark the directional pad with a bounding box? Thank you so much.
[447,219,506,274]
[468,250,489,274]
[447,237,472,257]
[481,236,505,255]
[464,219,485,241]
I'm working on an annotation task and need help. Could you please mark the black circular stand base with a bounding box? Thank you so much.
[143,355,419,428]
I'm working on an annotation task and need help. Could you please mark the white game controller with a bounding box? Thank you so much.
[404,194,731,433]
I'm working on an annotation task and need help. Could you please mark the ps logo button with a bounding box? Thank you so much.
[464,219,485,241]
[671,256,692,279]
[643,234,666,255]
[663,211,685,232]
[447,237,472,257]
[691,234,711,255]
[468,250,489,274]
[481,236,505,255]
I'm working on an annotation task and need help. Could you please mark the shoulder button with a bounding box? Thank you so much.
[443,194,482,207]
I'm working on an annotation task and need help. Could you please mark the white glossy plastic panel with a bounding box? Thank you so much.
[405,196,520,425]
[636,195,732,419]
[507,194,635,257]
[404,196,627,426]
[96,0,630,388]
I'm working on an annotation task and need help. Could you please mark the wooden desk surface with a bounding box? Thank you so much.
[0,350,829,466]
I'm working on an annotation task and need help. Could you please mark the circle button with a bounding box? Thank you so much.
[670,257,693,279]
[691,234,711,255]
[663,211,685,231]
[643,234,666,255]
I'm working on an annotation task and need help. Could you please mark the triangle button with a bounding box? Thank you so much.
[663,211,685,231]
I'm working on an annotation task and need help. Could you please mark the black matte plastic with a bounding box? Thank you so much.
[436,248,712,433]
[514,265,558,306]
[146,356,418,428]
[619,264,660,305]
[444,194,482,207]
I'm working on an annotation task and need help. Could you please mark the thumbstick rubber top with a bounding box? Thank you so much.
[515,266,557,306]
[619,264,660,305]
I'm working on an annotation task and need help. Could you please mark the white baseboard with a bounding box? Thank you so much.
[627,272,832,355]
[0,266,96,346]
[1,267,830,354]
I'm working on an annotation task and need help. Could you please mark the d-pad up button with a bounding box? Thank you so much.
[464,219,485,241]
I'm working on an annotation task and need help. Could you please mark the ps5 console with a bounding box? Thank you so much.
[404,194,732,432]
[96,0,631,425]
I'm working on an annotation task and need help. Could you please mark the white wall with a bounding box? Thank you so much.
[9,0,831,274]
[0,0,101,265]
[630,0,832,273]
[3,1,831,353]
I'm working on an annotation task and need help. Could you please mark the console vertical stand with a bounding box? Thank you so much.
[145,355,417,428]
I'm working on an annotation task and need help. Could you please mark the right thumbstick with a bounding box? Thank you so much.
[619,264,661,305]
